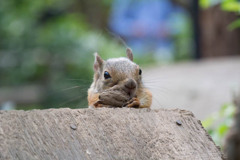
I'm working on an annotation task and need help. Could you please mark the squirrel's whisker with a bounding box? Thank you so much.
[152,91,170,106]
[59,96,84,107]
[60,86,83,92]
[152,95,163,107]
[143,79,175,84]
[65,78,91,83]
[145,85,171,92]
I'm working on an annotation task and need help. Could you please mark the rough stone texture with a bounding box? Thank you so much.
[0,108,223,160]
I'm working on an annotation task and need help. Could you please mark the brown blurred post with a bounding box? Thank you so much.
[200,5,240,57]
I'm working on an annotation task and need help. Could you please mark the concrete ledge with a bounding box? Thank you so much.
[0,108,223,159]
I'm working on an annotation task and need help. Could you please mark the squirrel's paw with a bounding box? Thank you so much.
[94,101,108,108]
[125,97,140,108]
[94,101,115,108]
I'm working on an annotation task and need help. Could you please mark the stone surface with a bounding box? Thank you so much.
[0,108,223,160]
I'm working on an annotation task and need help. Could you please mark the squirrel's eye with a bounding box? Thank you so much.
[139,69,142,75]
[104,71,111,79]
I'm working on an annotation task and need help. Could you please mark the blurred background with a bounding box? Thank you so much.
[0,0,240,147]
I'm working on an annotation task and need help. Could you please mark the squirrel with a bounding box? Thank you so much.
[88,48,152,108]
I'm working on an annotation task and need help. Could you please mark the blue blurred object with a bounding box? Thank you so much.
[109,0,186,60]
[0,101,15,110]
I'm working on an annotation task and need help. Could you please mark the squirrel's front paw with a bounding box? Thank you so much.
[94,101,103,108]
[96,90,129,108]
[124,97,140,108]
[93,101,111,108]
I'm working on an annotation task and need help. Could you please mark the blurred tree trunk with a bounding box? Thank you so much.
[224,93,240,160]
[192,0,201,59]
[200,5,240,57]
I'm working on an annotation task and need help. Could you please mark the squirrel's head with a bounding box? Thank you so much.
[92,48,143,96]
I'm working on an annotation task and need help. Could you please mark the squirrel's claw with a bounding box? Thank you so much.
[124,97,140,108]
[93,101,104,108]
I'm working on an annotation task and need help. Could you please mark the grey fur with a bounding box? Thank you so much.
[105,58,137,78]
[94,57,142,93]
[126,48,133,61]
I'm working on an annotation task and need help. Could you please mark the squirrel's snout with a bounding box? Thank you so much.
[124,79,137,98]
[124,79,136,90]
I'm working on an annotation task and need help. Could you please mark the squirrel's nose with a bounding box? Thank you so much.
[125,79,136,90]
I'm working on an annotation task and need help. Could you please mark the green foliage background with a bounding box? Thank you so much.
[0,0,163,109]
[0,0,125,109]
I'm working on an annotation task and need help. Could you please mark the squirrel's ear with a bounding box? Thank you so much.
[94,52,103,72]
[126,48,133,61]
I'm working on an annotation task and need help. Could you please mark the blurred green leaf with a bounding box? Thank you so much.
[202,114,217,128]
[218,124,228,136]
[221,1,240,12]
[200,0,211,8]
[202,103,235,147]
[228,19,240,30]
[199,0,223,8]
